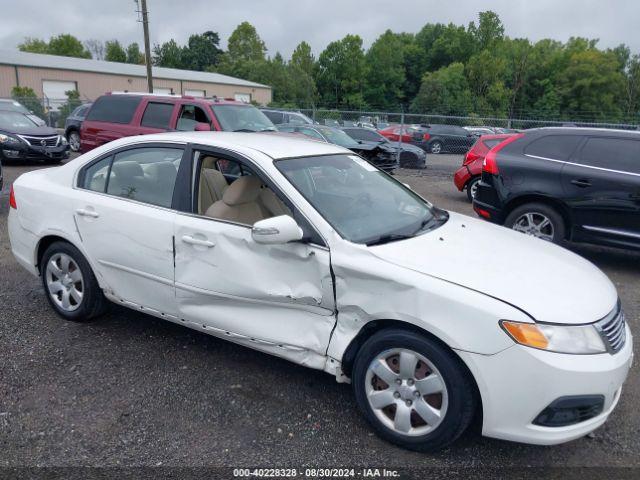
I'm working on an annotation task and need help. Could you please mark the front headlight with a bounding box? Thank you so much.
[500,320,607,354]
[0,134,21,145]
[59,135,68,145]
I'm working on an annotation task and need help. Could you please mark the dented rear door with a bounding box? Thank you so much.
[173,214,336,367]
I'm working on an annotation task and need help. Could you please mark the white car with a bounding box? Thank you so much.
[8,132,633,451]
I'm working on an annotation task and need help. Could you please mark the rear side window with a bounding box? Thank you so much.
[81,156,112,192]
[524,135,583,161]
[86,95,142,124]
[483,138,505,149]
[579,137,640,173]
[141,102,174,129]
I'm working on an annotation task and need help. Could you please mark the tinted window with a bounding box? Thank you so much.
[81,156,112,192]
[345,128,385,142]
[141,102,174,129]
[579,137,640,173]
[483,138,506,149]
[86,95,142,124]
[525,135,583,161]
[262,110,285,124]
[106,147,184,207]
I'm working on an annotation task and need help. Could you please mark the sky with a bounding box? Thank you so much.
[3,0,639,58]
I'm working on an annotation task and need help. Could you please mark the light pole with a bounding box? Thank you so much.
[139,0,153,93]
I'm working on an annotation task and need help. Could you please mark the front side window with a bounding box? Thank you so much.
[211,105,275,132]
[276,154,446,245]
[579,137,640,173]
[95,147,184,207]
[141,102,174,129]
[176,104,209,131]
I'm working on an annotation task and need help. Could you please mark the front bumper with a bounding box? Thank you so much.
[1,143,70,161]
[457,325,633,445]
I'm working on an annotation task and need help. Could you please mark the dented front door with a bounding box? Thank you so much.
[173,214,336,366]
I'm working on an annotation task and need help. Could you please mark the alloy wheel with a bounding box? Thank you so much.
[430,142,442,154]
[512,212,554,241]
[365,348,448,436]
[45,253,84,312]
[69,132,81,152]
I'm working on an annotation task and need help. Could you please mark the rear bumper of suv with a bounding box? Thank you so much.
[472,178,507,223]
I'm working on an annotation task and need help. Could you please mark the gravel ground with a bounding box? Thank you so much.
[0,153,638,470]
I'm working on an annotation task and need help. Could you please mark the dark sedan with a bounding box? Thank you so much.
[64,102,91,152]
[416,124,477,154]
[0,110,70,164]
[342,126,427,169]
[277,124,399,173]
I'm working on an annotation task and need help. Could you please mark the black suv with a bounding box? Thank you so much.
[418,124,477,154]
[473,128,640,250]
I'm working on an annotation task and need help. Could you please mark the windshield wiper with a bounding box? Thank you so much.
[365,233,414,247]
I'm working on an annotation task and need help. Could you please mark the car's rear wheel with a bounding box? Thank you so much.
[67,130,81,152]
[466,177,480,202]
[352,329,476,452]
[429,141,443,154]
[40,241,107,321]
[504,203,565,244]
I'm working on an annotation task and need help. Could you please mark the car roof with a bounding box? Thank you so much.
[104,92,246,106]
[529,127,640,137]
[109,131,348,160]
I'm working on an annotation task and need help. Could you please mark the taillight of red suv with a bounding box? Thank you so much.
[482,133,524,175]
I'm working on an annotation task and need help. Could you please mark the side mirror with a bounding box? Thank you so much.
[252,215,303,244]
[194,122,211,131]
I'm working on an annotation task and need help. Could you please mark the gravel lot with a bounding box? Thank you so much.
[1,153,638,469]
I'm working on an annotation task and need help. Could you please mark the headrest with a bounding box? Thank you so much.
[112,161,144,178]
[200,155,218,169]
[147,161,177,181]
[223,176,263,206]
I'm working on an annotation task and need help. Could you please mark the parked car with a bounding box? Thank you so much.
[0,110,69,163]
[0,98,46,126]
[378,125,424,143]
[0,158,3,191]
[278,123,399,172]
[342,126,427,169]
[463,126,496,136]
[9,132,632,452]
[417,124,477,154]
[473,127,640,250]
[64,103,92,152]
[453,134,513,201]
[260,108,315,125]
[80,93,275,152]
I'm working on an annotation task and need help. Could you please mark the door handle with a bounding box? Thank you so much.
[75,208,99,218]
[181,235,215,248]
[570,179,592,188]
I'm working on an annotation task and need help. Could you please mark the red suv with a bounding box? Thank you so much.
[80,93,275,152]
[453,134,512,202]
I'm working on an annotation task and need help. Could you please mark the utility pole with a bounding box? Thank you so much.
[139,0,153,93]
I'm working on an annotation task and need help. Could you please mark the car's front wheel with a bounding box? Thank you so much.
[67,130,81,152]
[40,241,107,321]
[352,329,476,452]
[429,141,443,154]
[504,203,565,244]
[466,177,480,202]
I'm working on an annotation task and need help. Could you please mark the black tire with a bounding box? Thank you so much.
[67,130,81,152]
[466,177,480,203]
[429,141,443,154]
[504,202,566,245]
[352,329,477,452]
[40,241,108,322]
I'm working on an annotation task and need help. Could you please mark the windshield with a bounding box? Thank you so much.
[211,104,276,132]
[345,128,386,143]
[0,111,38,130]
[0,101,30,114]
[317,127,360,148]
[276,154,446,245]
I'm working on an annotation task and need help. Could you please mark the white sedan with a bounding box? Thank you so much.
[8,132,633,451]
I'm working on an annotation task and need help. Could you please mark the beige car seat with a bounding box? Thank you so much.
[199,168,229,213]
[205,176,269,224]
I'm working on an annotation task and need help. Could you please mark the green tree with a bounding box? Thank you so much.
[126,43,144,64]
[364,30,405,109]
[105,40,127,62]
[469,11,505,51]
[47,34,91,58]
[227,21,266,63]
[57,89,82,128]
[316,34,367,108]
[18,37,49,54]
[11,86,45,119]
[153,39,184,68]
[182,31,222,71]
[411,63,473,115]
[291,41,315,76]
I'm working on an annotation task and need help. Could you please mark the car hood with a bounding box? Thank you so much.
[369,212,617,325]
[2,125,58,136]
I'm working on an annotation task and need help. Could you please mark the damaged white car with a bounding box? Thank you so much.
[8,132,633,451]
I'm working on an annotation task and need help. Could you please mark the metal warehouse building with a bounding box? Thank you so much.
[0,49,272,109]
